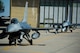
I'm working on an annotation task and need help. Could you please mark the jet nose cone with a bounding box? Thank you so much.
[7,27,15,32]
[7,23,22,33]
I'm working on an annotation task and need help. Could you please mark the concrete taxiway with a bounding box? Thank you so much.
[0,29,80,53]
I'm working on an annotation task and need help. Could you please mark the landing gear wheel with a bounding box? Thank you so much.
[65,29,67,32]
[14,39,17,46]
[28,39,33,45]
[9,40,12,45]
[70,30,72,32]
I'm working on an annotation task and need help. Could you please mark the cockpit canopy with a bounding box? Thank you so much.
[11,18,19,24]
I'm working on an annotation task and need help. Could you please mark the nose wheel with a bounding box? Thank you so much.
[9,40,12,45]
[9,39,17,46]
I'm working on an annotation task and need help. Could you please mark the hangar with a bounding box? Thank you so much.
[39,0,80,28]
[1,0,80,28]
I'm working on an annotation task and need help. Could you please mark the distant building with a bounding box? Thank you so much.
[11,0,80,28]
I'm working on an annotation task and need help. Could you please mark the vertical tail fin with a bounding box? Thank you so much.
[22,1,28,23]
[67,5,70,22]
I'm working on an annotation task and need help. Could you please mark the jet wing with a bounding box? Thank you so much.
[72,24,80,26]
[31,28,53,31]
[40,23,62,25]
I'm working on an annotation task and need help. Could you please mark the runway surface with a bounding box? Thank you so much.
[0,29,80,53]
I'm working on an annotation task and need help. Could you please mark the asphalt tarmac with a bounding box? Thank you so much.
[0,29,80,53]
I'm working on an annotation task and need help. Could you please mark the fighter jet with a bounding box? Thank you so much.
[0,1,52,45]
[53,18,75,34]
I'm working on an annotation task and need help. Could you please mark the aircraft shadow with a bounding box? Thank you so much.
[0,43,46,46]
[0,43,12,46]
[19,44,46,46]
[49,31,72,34]
[48,31,56,33]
